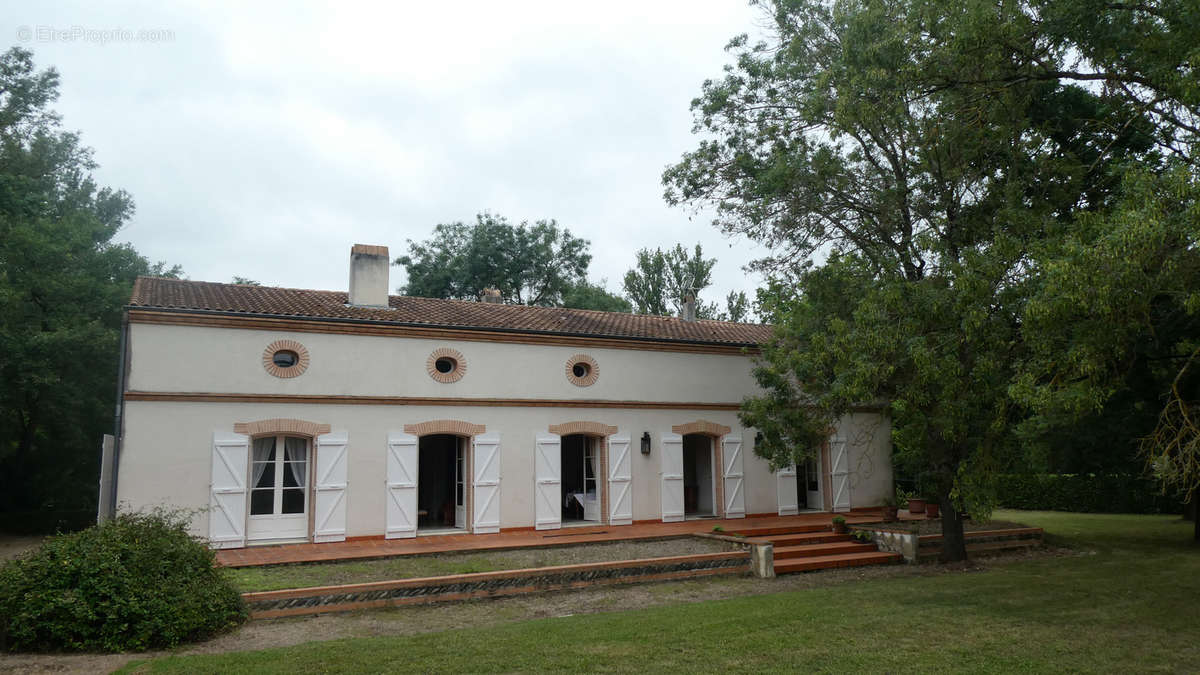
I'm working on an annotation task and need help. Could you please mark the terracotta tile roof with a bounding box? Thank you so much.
[129,277,774,347]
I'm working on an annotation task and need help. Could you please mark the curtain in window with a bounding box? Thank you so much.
[284,437,307,487]
[252,437,274,489]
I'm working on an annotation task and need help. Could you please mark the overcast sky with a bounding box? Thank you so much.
[8,1,772,309]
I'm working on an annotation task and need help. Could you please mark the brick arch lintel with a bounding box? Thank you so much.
[671,420,732,437]
[403,419,486,437]
[233,418,331,438]
[548,421,619,437]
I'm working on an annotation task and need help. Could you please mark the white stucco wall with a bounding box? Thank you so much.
[116,321,893,540]
[126,323,759,403]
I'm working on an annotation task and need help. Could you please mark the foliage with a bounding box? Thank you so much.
[230,276,260,286]
[831,515,846,525]
[622,243,716,316]
[994,474,1181,515]
[0,509,246,652]
[0,47,177,517]
[851,529,873,542]
[561,280,631,312]
[395,212,592,306]
[663,0,1193,559]
[620,243,753,321]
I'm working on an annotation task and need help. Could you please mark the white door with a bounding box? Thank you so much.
[608,434,632,526]
[386,432,418,539]
[802,456,822,509]
[313,431,348,543]
[777,464,799,516]
[247,435,311,543]
[473,432,501,534]
[830,434,851,512]
[660,433,684,522]
[454,440,466,529]
[209,432,249,549]
[534,434,562,530]
[722,433,746,518]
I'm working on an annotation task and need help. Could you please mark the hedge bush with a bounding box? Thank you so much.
[0,509,246,652]
[994,474,1181,514]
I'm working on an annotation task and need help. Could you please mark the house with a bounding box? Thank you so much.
[107,245,893,548]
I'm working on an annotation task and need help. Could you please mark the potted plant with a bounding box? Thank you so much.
[907,495,926,514]
[831,515,848,534]
[925,498,940,519]
[881,496,900,523]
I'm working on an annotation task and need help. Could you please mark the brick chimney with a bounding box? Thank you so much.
[479,288,503,303]
[348,244,389,307]
[680,288,697,322]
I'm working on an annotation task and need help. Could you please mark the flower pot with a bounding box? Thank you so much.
[832,521,848,534]
[882,505,899,522]
[925,502,940,519]
[907,498,926,514]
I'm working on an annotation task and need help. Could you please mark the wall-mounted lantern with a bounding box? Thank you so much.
[640,431,652,455]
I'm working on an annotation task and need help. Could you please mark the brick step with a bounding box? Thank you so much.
[774,551,902,574]
[759,532,850,547]
[774,541,878,560]
[729,524,832,537]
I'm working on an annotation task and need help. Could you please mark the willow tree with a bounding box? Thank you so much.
[664,0,1164,560]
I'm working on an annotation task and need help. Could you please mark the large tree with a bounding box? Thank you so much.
[0,47,174,517]
[395,213,592,306]
[665,0,1169,560]
[621,242,752,320]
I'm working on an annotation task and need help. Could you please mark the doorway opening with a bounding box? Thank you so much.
[247,435,310,544]
[417,434,466,533]
[797,455,821,511]
[682,433,716,518]
[561,434,601,526]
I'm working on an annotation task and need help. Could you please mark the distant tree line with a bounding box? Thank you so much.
[394,213,755,322]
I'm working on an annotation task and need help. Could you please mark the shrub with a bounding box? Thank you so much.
[0,509,246,652]
[994,474,1182,514]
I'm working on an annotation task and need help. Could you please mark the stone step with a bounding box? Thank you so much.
[774,541,879,559]
[774,550,903,574]
[729,523,832,537]
[760,532,850,547]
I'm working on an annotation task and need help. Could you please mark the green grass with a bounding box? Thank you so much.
[125,511,1199,673]
[227,539,726,593]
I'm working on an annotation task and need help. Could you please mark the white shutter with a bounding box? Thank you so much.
[831,434,851,512]
[607,434,633,526]
[385,432,418,539]
[660,432,684,522]
[777,464,799,516]
[209,432,249,549]
[722,433,746,519]
[314,431,349,543]
[534,434,562,530]
[473,432,501,534]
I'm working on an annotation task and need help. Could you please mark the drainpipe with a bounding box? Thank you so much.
[107,309,130,521]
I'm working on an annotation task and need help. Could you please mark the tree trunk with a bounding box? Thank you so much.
[939,494,968,562]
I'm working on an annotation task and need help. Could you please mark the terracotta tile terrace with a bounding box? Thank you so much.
[217,510,897,568]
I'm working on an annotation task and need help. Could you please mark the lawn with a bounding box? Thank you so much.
[228,537,730,592]
[121,511,1199,673]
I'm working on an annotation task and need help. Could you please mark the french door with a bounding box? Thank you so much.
[247,435,310,543]
[454,440,466,529]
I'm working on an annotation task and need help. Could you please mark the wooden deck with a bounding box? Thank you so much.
[216,510,891,568]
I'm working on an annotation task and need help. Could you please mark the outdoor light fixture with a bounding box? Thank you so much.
[640,431,651,455]
[755,431,764,446]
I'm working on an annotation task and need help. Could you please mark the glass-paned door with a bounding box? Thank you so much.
[247,435,310,543]
[454,439,466,529]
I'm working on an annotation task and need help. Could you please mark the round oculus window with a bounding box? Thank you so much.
[427,348,467,383]
[435,357,457,374]
[572,362,590,378]
[272,350,299,368]
[565,354,599,387]
[262,339,309,378]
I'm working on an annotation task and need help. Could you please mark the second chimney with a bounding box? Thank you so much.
[479,288,503,303]
[348,244,390,307]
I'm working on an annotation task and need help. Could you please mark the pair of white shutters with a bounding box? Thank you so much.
[208,431,348,549]
[384,432,502,538]
[774,433,851,514]
[533,434,633,530]
[659,432,745,523]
